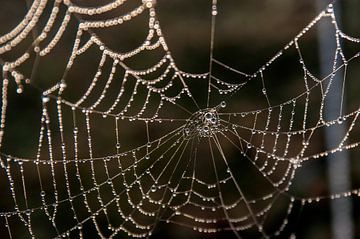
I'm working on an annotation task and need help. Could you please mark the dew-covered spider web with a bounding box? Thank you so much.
[0,0,360,238]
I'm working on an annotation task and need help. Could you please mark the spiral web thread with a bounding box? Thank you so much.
[0,0,360,238]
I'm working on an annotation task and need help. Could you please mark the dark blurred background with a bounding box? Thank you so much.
[0,0,360,238]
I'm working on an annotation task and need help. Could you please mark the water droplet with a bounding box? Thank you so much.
[220,101,226,108]
[60,82,67,89]
[17,88,23,94]
[42,96,50,103]
[205,112,213,120]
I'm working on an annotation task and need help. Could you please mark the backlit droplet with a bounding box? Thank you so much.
[42,96,50,103]
[220,101,226,108]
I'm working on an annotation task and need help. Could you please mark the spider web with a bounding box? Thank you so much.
[0,0,359,238]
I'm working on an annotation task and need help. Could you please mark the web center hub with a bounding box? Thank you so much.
[183,102,226,139]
